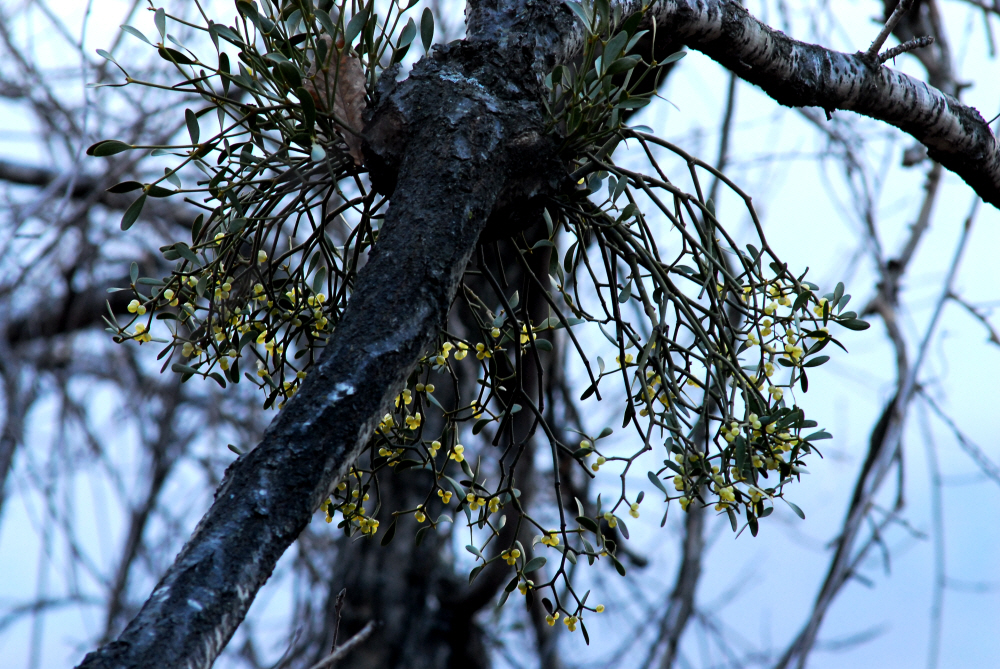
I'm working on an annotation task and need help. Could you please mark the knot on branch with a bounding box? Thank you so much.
[363,40,564,242]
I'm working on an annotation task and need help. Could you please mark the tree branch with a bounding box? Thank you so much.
[633,0,1000,207]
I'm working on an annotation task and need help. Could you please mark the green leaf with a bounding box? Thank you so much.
[314,9,338,37]
[533,339,553,352]
[576,516,599,533]
[804,430,833,441]
[420,7,434,51]
[345,10,368,46]
[661,50,687,65]
[87,139,133,156]
[106,180,143,194]
[209,24,243,46]
[171,363,199,375]
[802,355,830,368]
[185,108,200,144]
[522,556,546,573]
[380,518,397,545]
[566,1,592,31]
[605,55,641,75]
[784,499,806,519]
[172,242,200,265]
[158,46,195,65]
[468,564,485,584]
[129,262,139,285]
[208,372,227,388]
[121,24,152,45]
[618,281,631,303]
[616,516,629,539]
[838,318,870,331]
[465,544,483,559]
[647,471,668,496]
[610,553,626,576]
[145,185,175,198]
[120,193,146,230]
[472,418,492,435]
[297,86,316,129]
[154,8,166,39]
[278,61,302,88]
[615,95,651,110]
[603,31,628,63]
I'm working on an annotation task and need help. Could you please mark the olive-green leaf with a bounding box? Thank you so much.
[145,185,175,198]
[154,8,166,38]
[838,318,870,331]
[610,553,626,576]
[802,355,830,368]
[106,180,143,194]
[784,499,806,519]
[345,10,367,46]
[420,7,434,52]
[87,140,133,157]
[185,108,200,144]
[380,518,397,546]
[121,193,146,230]
[158,46,195,65]
[522,556,546,573]
[120,25,152,45]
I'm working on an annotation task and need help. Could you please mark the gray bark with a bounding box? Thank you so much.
[635,0,1000,206]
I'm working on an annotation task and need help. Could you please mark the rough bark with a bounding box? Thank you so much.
[632,0,1000,206]
[76,4,561,666]
[77,0,1000,667]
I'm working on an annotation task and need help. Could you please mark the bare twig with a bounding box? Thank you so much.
[917,406,945,669]
[306,620,375,669]
[920,391,1000,487]
[879,36,935,63]
[948,293,1000,346]
[866,0,917,60]
[330,589,347,652]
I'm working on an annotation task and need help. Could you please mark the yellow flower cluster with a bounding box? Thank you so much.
[501,548,521,565]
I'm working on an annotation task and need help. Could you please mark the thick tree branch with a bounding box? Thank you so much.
[631,0,1000,206]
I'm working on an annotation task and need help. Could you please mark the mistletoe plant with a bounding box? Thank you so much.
[89,0,869,638]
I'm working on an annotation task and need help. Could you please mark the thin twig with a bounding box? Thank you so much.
[306,620,375,669]
[866,0,917,60]
[879,36,935,63]
[330,588,347,652]
[920,391,1000,487]
[948,293,1000,346]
